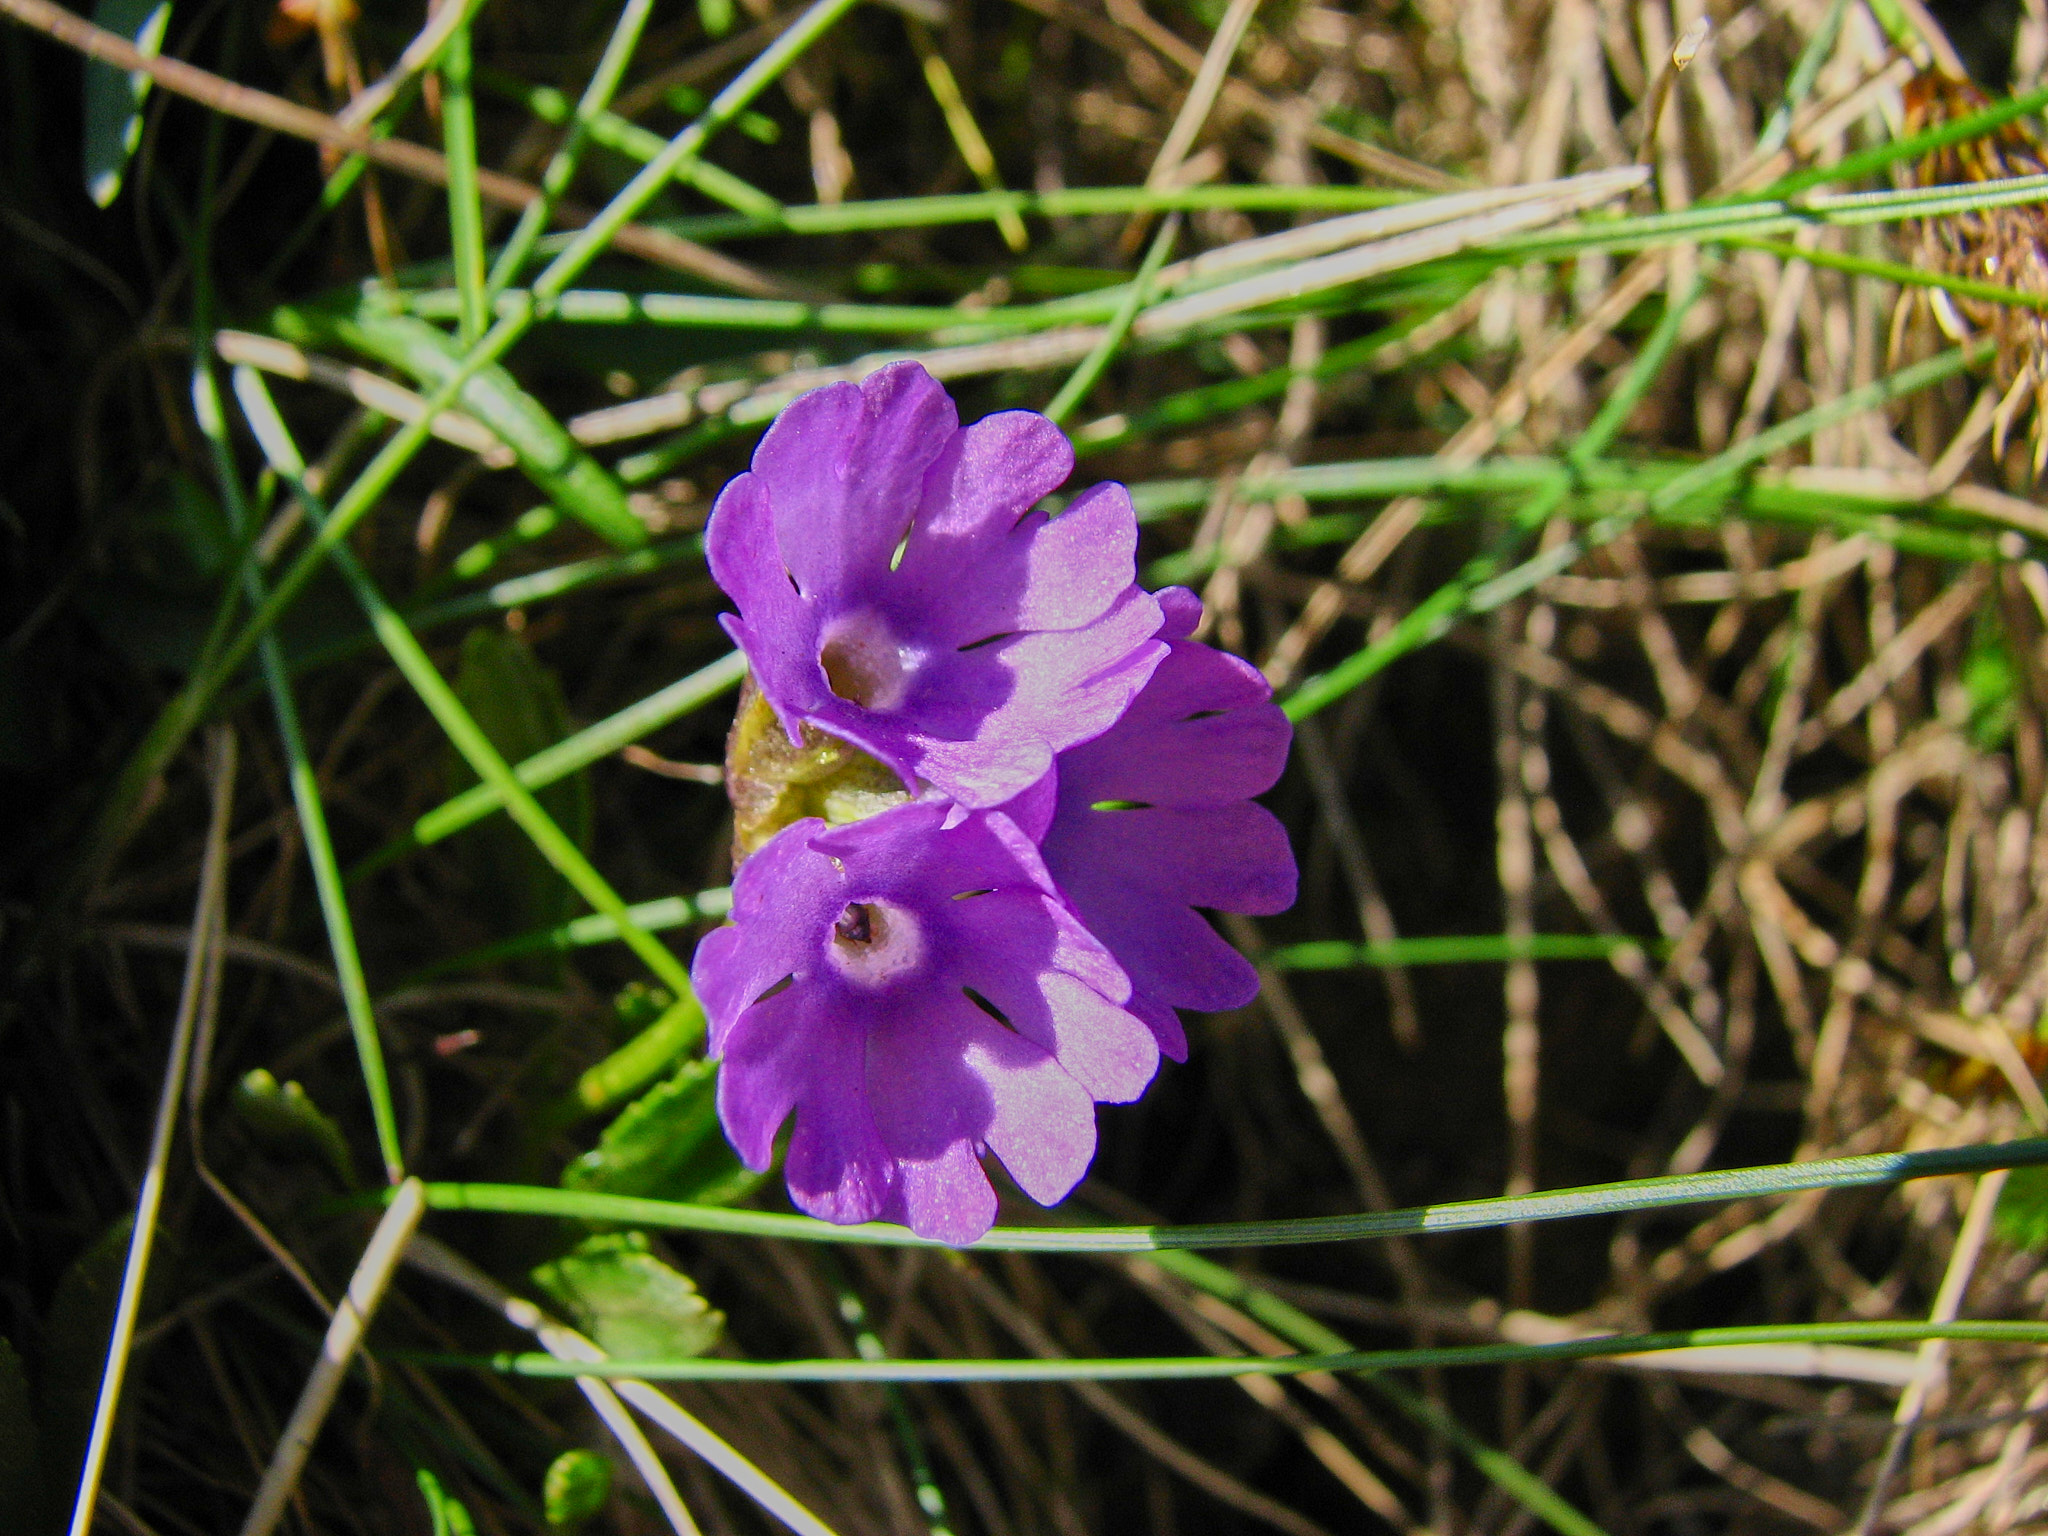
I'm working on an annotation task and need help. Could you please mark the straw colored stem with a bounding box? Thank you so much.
[235,1179,426,1536]
[66,730,237,1536]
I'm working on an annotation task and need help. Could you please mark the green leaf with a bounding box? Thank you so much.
[447,626,591,954]
[696,0,734,36]
[0,1337,40,1535]
[563,1058,720,1197]
[83,0,171,207]
[531,1233,724,1360]
[564,1058,760,1207]
[1996,1164,2048,1249]
[232,1068,358,1187]
[543,1448,612,1529]
[417,1468,479,1536]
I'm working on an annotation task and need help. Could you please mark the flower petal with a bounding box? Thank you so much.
[753,364,957,601]
[910,588,1166,807]
[894,1139,998,1246]
[892,459,1136,643]
[1057,640,1291,806]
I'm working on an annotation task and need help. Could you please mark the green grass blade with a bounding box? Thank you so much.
[1149,1249,1607,1536]
[1075,296,1477,457]
[437,20,488,344]
[230,369,695,1001]
[1755,0,1849,158]
[1283,331,1985,723]
[75,288,540,898]
[1124,457,2022,561]
[480,65,783,226]
[351,649,746,879]
[1267,934,1658,969]
[554,995,710,1124]
[82,0,170,207]
[431,1318,2048,1381]
[1646,339,1988,514]
[184,124,400,1177]
[1043,215,1178,425]
[1282,266,1706,724]
[253,537,705,689]
[531,0,865,307]
[188,284,405,1181]
[1365,1374,1607,1536]
[655,183,1412,242]
[1765,82,2048,201]
[486,0,662,293]
[272,305,645,548]
[406,1136,2048,1249]
[400,888,732,982]
[1731,233,2048,316]
[401,287,1079,334]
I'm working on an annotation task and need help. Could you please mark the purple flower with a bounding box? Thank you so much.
[692,800,1163,1245]
[1003,589,1297,1060]
[706,361,1166,809]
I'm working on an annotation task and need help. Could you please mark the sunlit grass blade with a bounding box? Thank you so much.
[273,306,645,548]
[1284,265,1706,722]
[1765,81,2048,200]
[351,650,747,880]
[656,182,1411,242]
[1284,331,1989,723]
[1128,456,2023,561]
[486,0,660,294]
[1043,215,1178,424]
[185,161,406,1181]
[401,287,1053,333]
[447,1317,2048,1380]
[436,18,487,344]
[402,1136,2048,1249]
[401,888,732,982]
[1074,293,1478,456]
[484,69,781,220]
[531,0,864,306]
[64,725,232,1536]
[1151,1247,1608,1536]
[253,536,705,689]
[1731,231,2048,315]
[911,24,1025,252]
[1268,934,1659,969]
[230,367,696,1003]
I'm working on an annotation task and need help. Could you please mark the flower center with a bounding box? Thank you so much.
[819,611,911,710]
[827,898,924,986]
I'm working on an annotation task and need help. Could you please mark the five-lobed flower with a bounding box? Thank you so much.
[692,363,1296,1244]
[706,360,1167,809]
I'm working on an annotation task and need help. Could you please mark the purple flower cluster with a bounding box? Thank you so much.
[694,363,1295,1244]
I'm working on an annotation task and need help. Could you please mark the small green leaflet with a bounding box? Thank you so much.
[417,1468,479,1536]
[84,0,172,208]
[234,1069,359,1187]
[542,1448,611,1529]
[531,1232,724,1361]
